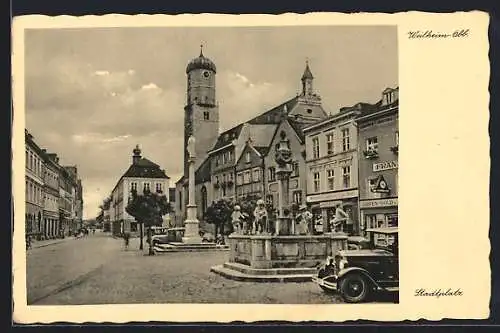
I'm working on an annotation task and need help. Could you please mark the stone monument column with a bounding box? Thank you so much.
[182,136,203,244]
[274,131,293,236]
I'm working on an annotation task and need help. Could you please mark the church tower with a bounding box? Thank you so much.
[301,60,314,97]
[184,45,220,173]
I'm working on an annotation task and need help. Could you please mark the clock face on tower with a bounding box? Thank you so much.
[203,70,210,78]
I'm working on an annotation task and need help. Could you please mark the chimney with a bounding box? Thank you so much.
[132,144,142,165]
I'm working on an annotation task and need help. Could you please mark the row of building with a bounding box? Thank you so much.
[25,129,84,240]
[174,50,398,235]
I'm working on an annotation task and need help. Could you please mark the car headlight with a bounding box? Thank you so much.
[338,257,348,270]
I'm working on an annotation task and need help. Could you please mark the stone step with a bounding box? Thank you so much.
[154,244,229,253]
[210,265,314,283]
[223,262,317,276]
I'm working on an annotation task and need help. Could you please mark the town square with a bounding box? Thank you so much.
[24,25,399,305]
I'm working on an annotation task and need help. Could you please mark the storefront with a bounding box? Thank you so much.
[306,189,359,235]
[359,197,398,238]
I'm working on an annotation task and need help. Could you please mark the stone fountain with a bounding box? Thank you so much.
[211,131,347,282]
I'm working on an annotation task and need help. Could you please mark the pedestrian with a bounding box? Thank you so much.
[123,232,130,250]
[26,235,32,250]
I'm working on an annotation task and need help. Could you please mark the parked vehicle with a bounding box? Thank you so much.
[151,227,185,246]
[312,227,399,303]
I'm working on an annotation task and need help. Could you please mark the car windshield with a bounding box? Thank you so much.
[367,230,398,252]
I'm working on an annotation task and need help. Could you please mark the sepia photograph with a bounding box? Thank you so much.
[12,11,490,323]
[23,24,398,305]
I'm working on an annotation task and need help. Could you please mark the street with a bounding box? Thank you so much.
[27,232,396,305]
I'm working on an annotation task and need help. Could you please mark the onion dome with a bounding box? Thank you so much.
[186,45,217,74]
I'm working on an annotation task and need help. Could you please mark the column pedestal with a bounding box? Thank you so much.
[182,205,203,244]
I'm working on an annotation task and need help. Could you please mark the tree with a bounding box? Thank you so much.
[125,189,172,255]
[204,199,233,238]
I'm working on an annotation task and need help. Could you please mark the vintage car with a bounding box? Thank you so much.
[312,227,398,303]
[151,227,186,246]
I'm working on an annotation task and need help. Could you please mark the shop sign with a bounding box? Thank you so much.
[360,198,398,209]
[306,189,358,203]
[373,160,398,172]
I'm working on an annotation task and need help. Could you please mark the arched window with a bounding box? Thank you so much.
[201,186,208,219]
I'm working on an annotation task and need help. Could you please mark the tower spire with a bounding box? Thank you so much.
[301,59,314,96]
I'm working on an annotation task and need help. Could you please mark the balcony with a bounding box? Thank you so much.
[363,149,379,160]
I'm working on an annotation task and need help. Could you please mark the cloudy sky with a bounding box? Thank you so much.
[24,25,397,219]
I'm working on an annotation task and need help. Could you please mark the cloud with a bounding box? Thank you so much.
[93,70,110,76]
[141,82,160,90]
[218,70,290,130]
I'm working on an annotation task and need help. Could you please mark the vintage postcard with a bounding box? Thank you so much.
[12,12,490,323]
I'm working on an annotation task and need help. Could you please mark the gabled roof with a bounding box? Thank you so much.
[122,158,169,179]
[247,96,299,125]
[286,117,311,143]
[210,123,244,151]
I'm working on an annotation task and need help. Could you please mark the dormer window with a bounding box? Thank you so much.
[245,152,251,163]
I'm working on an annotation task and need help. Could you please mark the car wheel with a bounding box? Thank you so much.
[339,273,369,303]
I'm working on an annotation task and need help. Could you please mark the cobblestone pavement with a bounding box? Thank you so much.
[29,233,397,305]
[26,231,123,304]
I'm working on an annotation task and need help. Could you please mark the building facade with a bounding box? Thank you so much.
[41,151,60,238]
[235,139,269,201]
[58,167,76,236]
[108,145,170,235]
[303,106,362,234]
[357,87,399,236]
[25,130,45,238]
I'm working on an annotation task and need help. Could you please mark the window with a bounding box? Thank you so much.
[244,171,251,184]
[268,167,276,182]
[156,183,163,193]
[313,172,320,192]
[266,194,274,207]
[395,131,399,146]
[245,152,251,163]
[342,166,351,188]
[203,111,209,120]
[253,168,260,182]
[293,190,302,204]
[366,137,378,152]
[215,156,220,167]
[25,150,28,167]
[292,161,299,177]
[222,153,226,165]
[237,172,243,185]
[223,173,227,183]
[131,182,137,191]
[342,129,350,151]
[228,150,233,162]
[215,176,219,184]
[326,133,334,155]
[29,153,33,170]
[143,182,150,192]
[312,137,320,159]
[327,168,335,190]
